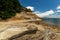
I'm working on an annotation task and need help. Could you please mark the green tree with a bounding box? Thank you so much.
[24,8,32,12]
[0,0,23,20]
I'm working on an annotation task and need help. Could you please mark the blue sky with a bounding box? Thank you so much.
[19,0,60,18]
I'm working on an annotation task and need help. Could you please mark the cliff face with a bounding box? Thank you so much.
[0,12,60,40]
[8,12,41,20]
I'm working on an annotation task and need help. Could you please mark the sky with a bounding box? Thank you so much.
[19,0,60,18]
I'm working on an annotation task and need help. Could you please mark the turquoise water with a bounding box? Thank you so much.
[42,18,60,26]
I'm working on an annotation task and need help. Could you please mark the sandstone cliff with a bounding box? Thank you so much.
[0,12,60,40]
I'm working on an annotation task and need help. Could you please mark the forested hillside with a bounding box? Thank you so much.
[0,0,24,20]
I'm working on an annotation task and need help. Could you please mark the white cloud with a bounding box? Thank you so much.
[56,5,60,12]
[57,5,60,9]
[34,5,60,18]
[34,11,42,14]
[26,5,60,18]
[34,10,54,17]
[56,10,60,12]
[26,6,34,11]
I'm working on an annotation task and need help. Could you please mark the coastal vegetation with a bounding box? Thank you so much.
[0,0,32,20]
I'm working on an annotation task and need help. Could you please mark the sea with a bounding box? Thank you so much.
[42,18,60,27]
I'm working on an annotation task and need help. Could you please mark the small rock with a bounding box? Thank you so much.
[27,25,38,31]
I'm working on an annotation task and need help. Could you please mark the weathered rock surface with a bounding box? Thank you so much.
[0,12,60,40]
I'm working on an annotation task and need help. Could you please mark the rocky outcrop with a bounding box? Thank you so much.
[0,12,60,40]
